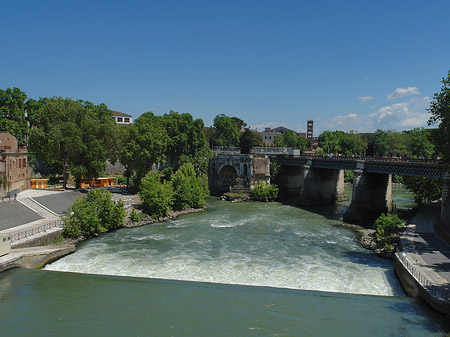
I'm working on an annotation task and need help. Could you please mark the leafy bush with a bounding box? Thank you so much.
[250,183,278,201]
[344,170,354,183]
[129,208,143,222]
[63,188,125,238]
[392,175,403,184]
[373,213,403,241]
[172,163,209,210]
[139,171,174,219]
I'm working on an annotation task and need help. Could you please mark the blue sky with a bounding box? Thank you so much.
[2,0,450,135]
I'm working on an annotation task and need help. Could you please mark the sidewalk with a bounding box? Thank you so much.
[395,202,450,314]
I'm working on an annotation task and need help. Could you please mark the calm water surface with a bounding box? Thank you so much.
[1,187,449,336]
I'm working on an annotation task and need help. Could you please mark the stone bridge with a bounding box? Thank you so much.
[209,153,449,231]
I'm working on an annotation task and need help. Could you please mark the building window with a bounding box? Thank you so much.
[117,117,123,123]
[124,118,130,123]
[23,158,26,167]
[112,117,116,121]
[19,159,21,168]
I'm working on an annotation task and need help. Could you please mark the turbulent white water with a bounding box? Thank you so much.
[46,198,405,296]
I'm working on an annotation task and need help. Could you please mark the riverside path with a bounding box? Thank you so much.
[395,202,450,314]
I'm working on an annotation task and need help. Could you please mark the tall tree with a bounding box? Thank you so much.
[428,70,450,171]
[160,111,211,174]
[213,114,240,147]
[371,129,390,157]
[406,128,435,159]
[239,128,263,153]
[29,97,117,188]
[126,112,169,183]
[0,87,29,147]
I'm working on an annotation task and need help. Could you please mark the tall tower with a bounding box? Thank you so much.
[307,120,313,140]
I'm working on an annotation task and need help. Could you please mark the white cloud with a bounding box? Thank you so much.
[315,96,430,134]
[357,96,373,102]
[387,86,420,100]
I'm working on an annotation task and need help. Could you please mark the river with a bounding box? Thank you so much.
[1,186,449,336]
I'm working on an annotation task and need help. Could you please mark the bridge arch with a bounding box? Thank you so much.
[218,165,239,187]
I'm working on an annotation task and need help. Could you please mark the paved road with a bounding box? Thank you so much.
[0,201,42,231]
[33,190,83,215]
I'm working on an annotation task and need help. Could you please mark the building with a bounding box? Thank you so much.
[112,111,133,125]
[261,127,282,146]
[260,124,310,147]
[0,131,31,199]
[307,120,314,140]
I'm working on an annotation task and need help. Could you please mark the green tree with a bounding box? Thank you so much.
[388,130,409,158]
[372,129,390,157]
[318,131,343,154]
[239,128,263,153]
[403,176,442,204]
[213,114,240,147]
[160,111,211,174]
[406,128,435,158]
[428,70,450,171]
[341,132,367,156]
[139,171,174,219]
[273,130,310,152]
[63,189,125,238]
[0,88,30,147]
[29,97,117,188]
[172,162,209,210]
[127,112,169,183]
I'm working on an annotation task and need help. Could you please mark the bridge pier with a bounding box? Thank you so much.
[277,165,303,196]
[298,166,346,206]
[343,170,394,224]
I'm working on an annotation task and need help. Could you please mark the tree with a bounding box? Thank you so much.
[406,128,435,159]
[213,114,240,147]
[160,111,211,174]
[171,162,209,210]
[0,88,31,147]
[239,128,263,153]
[318,131,343,154]
[231,117,247,130]
[371,129,390,157]
[403,176,442,204]
[127,112,169,183]
[29,97,118,188]
[139,171,174,218]
[63,189,125,238]
[428,70,450,171]
[388,130,409,158]
[273,130,310,153]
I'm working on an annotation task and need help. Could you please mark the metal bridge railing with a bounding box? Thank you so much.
[396,251,450,301]
[212,146,241,154]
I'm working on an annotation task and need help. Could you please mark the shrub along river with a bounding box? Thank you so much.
[1,186,449,336]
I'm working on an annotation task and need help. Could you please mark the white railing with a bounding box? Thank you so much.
[10,219,64,244]
[213,146,241,154]
[396,251,450,300]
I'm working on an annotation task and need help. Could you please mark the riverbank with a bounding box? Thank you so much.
[123,206,208,228]
[342,223,405,259]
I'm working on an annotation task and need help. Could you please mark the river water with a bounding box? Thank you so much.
[1,186,449,335]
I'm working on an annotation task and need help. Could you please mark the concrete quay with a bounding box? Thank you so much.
[0,245,75,272]
[394,202,450,315]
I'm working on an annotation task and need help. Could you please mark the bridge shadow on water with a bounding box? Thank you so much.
[277,195,350,224]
